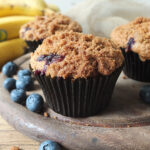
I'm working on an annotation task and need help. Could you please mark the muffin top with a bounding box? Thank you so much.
[30,31,124,79]
[111,17,150,61]
[20,13,82,41]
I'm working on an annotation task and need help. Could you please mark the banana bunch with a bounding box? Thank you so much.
[0,0,59,67]
[0,16,34,66]
[0,16,34,41]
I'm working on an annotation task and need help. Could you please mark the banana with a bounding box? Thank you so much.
[47,4,60,12]
[0,6,45,17]
[0,16,34,41]
[0,38,27,67]
[0,0,58,17]
[0,0,47,10]
[43,8,55,16]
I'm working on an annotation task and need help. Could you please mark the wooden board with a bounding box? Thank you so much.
[0,53,150,150]
[0,116,40,150]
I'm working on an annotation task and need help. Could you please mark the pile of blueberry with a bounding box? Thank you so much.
[2,61,61,150]
[2,61,43,113]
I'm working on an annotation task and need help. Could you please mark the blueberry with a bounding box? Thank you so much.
[126,37,135,52]
[39,140,61,150]
[26,94,44,112]
[2,61,17,77]
[16,76,33,90]
[3,78,16,91]
[140,85,150,104]
[10,89,26,104]
[17,69,31,78]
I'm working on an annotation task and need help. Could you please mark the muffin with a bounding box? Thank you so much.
[30,31,124,117]
[20,13,82,52]
[111,17,150,82]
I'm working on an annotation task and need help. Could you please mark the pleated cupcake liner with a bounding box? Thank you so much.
[121,48,150,82]
[32,66,122,118]
[25,39,43,52]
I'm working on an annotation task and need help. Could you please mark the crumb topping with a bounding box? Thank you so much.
[20,13,82,41]
[111,17,150,61]
[30,31,124,79]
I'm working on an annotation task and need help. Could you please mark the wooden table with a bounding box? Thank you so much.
[0,116,40,150]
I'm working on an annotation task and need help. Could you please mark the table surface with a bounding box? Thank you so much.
[0,116,40,150]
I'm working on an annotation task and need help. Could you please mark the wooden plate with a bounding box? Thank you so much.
[0,53,150,150]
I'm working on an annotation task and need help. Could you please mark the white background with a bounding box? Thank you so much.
[45,0,84,13]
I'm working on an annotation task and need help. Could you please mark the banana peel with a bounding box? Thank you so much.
[47,4,60,12]
[0,16,34,41]
[0,0,59,17]
[0,38,27,67]
[0,0,47,10]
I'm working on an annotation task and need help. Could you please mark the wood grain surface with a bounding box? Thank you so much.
[0,116,40,150]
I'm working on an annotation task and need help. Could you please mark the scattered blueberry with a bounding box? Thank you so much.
[3,78,16,91]
[10,89,26,104]
[2,61,17,77]
[140,85,150,104]
[26,94,44,112]
[16,76,33,90]
[39,140,61,150]
[17,69,31,78]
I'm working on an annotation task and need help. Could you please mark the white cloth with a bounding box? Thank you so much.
[66,0,150,37]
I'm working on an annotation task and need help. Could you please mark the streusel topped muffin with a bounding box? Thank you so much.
[30,31,123,79]
[20,13,82,41]
[111,17,150,82]
[111,17,150,61]
[30,31,123,117]
[20,13,82,52]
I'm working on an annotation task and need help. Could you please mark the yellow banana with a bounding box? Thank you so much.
[0,6,45,17]
[47,4,60,12]
[0,38,27,67]
[0,0,47,10]
[0,16,34,41]
[0,0,58,17]
[44,8,55,16]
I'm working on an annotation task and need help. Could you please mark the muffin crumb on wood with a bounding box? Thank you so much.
[44,112,49,117]
[10,146,20,150]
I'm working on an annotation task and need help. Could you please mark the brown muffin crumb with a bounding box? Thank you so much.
[111,17,150,61]
[10,146,20,150]
[122,75,127,79]
[53,116,57,120]
[20,13,82,41]
[44,112,49,117]
[30,31,124,79]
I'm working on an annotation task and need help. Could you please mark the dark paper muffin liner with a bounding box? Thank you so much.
[33,67,122,117]
[25,39,43,52]
[121,48,150,82]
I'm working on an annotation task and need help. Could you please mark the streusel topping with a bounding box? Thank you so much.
[20,13,82,41]
[111,17,150,61]
[30,31,123,79]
